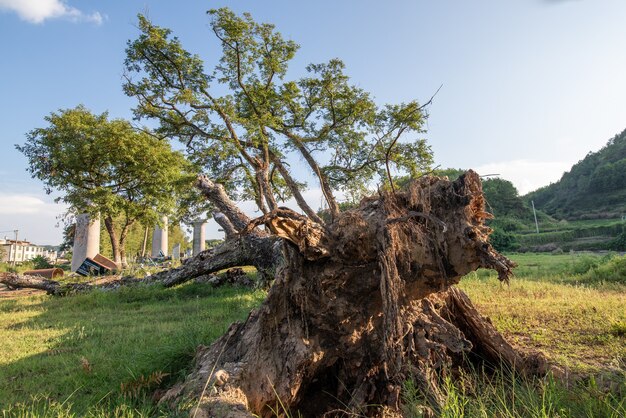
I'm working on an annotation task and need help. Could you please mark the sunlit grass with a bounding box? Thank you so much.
[1,254,625,417]
[0,283,265,416]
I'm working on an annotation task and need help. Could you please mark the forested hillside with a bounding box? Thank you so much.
[433,166,625,252]
[525,129,626,220]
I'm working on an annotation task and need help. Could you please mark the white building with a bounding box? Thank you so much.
[0,238,57,263]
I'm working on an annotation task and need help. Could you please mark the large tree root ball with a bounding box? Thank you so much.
[160,171,549,417]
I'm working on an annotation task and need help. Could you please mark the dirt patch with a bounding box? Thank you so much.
[0,283,45,299]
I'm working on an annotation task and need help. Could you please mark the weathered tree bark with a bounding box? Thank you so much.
[159,171,548,417]
[195,175,255,233]
[146,234,281,288]
[0,272,140,295]
[213,212,238,238]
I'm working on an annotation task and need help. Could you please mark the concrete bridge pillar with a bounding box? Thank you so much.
[71,213,100,272]
[192,220,207,256]
[151,216,168,257]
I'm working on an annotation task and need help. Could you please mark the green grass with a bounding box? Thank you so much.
[0,283,265,416]
[403,369,626,418]
[1,254,625,417]
[459,273,625,374]
[399,254,626,418]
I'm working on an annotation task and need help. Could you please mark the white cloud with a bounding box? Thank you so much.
[0,194,51,214]
[0,0,104,24]
[0,193,67,245]
[473,159,572,195]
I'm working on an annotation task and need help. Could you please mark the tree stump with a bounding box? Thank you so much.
[161,171,548,416]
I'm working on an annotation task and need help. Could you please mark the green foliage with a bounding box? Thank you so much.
[16,106,194,261]
[525,129,626,219]
[205,239,224,249]
[432,167,465,181]
[30,255,53,270]
[580,254,626,284]
[483,178,531,220]
[608,229,626,251]
[123,8,433,214]
[517,221,624,250]
[488,228,519,252]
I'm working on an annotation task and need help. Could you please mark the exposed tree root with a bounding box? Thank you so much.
[157,171,550,416]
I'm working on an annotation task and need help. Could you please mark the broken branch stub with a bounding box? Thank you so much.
[161,170,543,417]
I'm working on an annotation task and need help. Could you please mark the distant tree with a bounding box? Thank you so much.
[30,255,53,270]
[488,229,519,252]
[17,106,194,267]
[433,168,465,181]
[482,178,530,220]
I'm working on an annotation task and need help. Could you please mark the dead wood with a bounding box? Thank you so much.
[160,170,549,417]
[1,230,281,293]
[0,272,141,295]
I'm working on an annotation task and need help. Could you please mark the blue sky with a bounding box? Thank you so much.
[1,0,625,245]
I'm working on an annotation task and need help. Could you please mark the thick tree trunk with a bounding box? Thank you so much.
[146,234,281,288]
[195,175,258,234]
[103,215,122,268]
[272,157,325,225]
[160,171,548,417]
[0,272,140,295]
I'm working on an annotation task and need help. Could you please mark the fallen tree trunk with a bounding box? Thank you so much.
[158,170,548,417]
[0,232,280,294]
[0,272,141,295]
[147,234,281,288]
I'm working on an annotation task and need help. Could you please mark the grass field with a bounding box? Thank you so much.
[0,283,265,416]
[0,254,625,417]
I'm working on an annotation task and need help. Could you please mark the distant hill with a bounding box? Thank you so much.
[524,129,626,220]
[431,164,625,252]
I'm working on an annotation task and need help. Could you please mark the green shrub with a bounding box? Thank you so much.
[581,254,626,284]
[489,229,519,252]
[608,230,626,251]
[31,255,54,270]
[570,255,602,275]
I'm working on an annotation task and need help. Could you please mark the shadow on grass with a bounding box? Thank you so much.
[0,283,265,416]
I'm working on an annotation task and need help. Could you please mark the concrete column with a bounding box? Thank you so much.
[151,216,168,257]
[71,213,101,272]
[171,243,181,260]
[192,220,207,256]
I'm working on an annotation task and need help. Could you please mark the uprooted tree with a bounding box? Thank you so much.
[1,8,552,416]
[0,172,550,416]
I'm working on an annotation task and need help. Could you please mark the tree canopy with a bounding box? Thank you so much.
[123,8,433,222]
[17,106,193,265]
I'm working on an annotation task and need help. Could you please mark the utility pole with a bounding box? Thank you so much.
[12,230,18,266]
[531,201,539,234]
